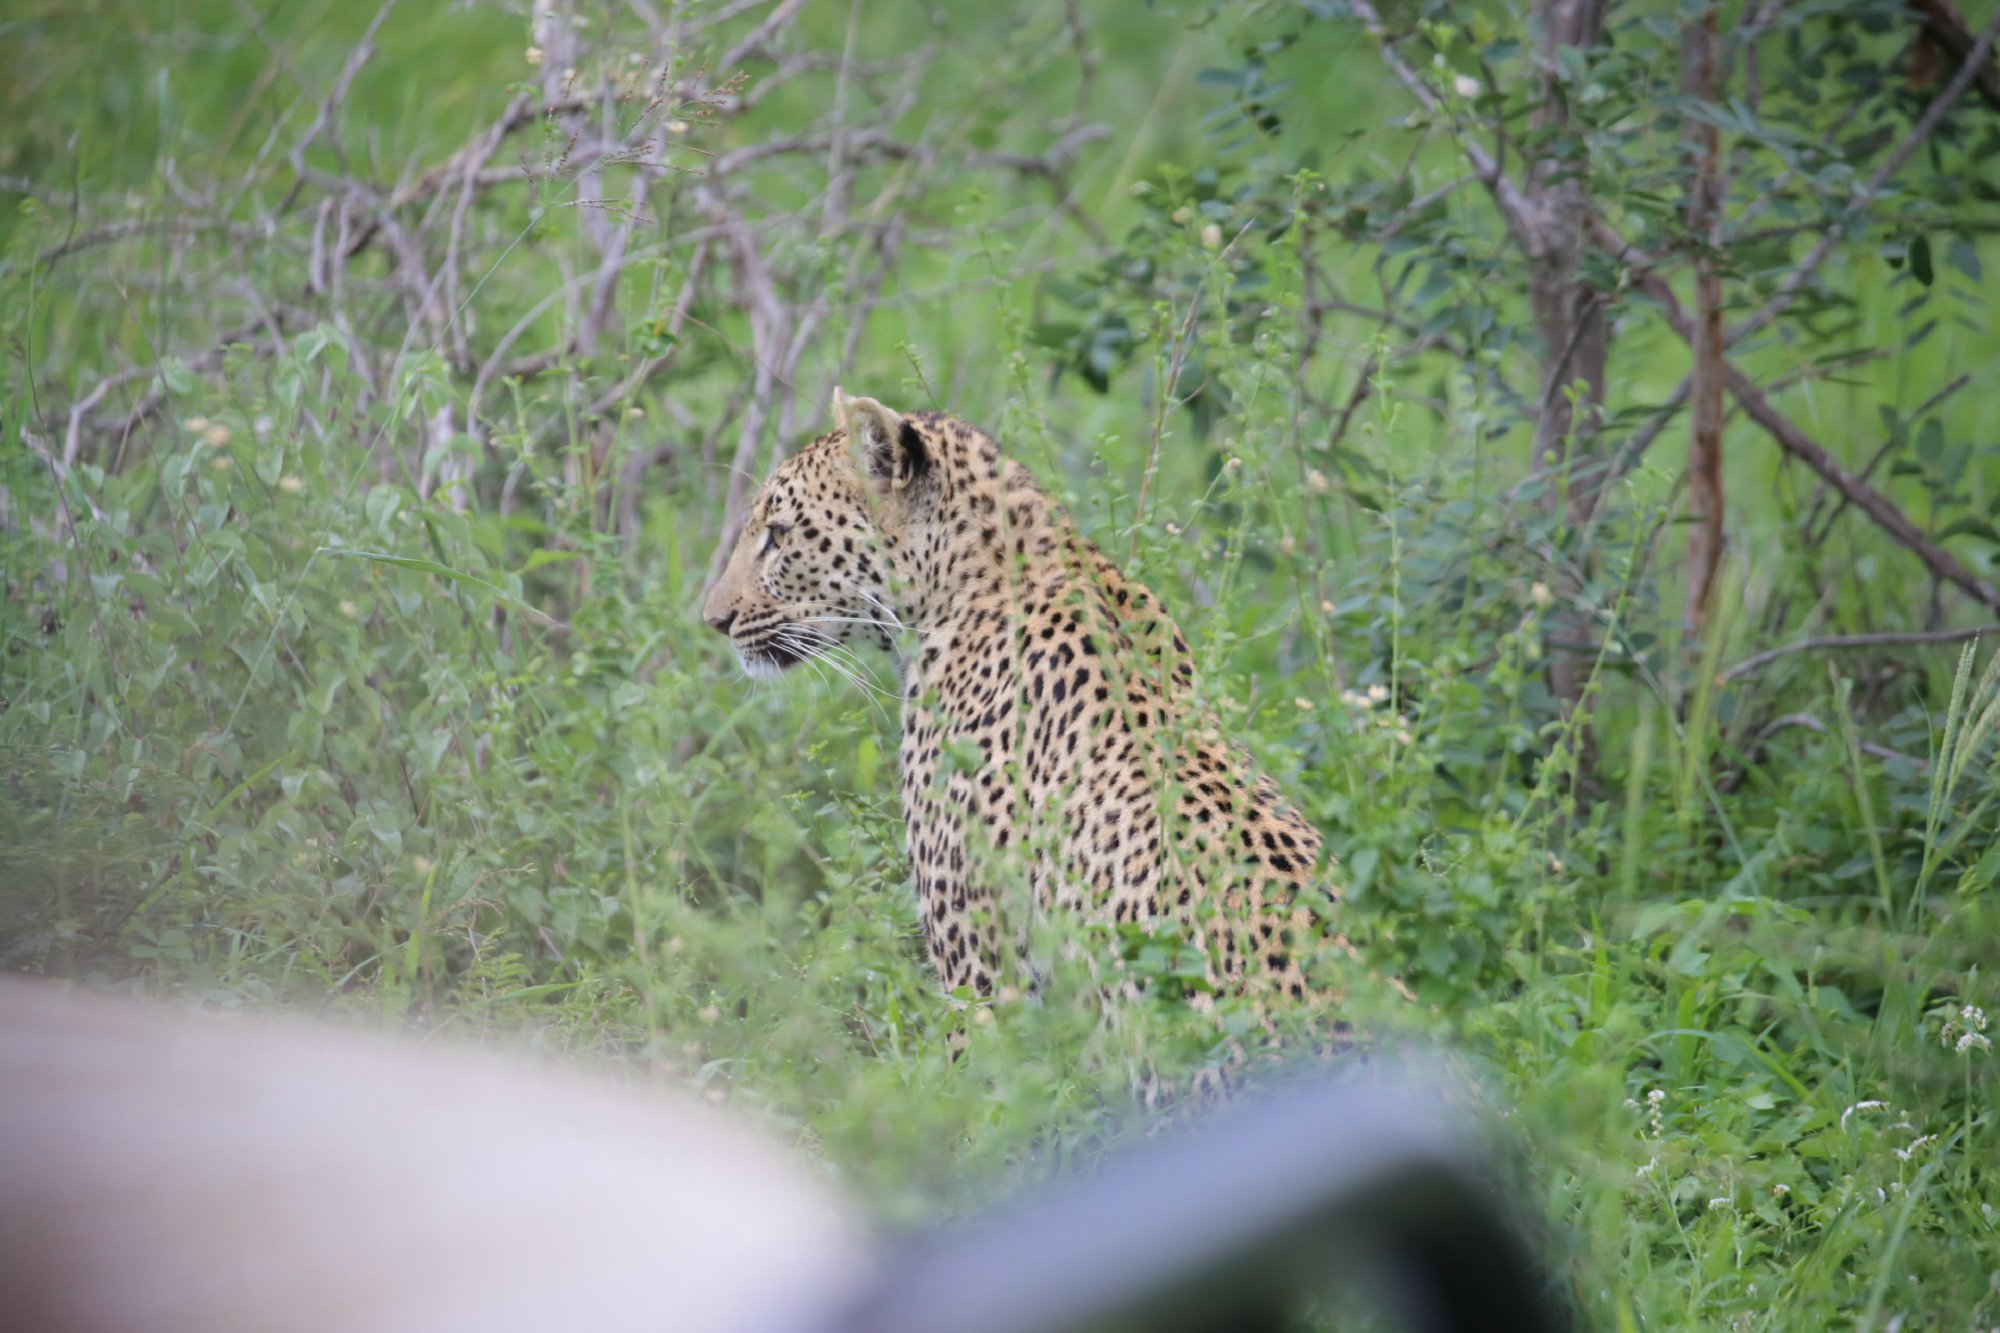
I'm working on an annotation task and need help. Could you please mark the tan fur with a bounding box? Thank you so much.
[704,399,1346,1013]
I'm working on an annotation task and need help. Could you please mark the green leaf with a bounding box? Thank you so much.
[1947,235,1982,282]
[520,548,584,574]
[158,356,193,396]
[1916,418,1945,464]
[1938,516,2000,544]
[317,548,564,628]
[1909,233,1934,287]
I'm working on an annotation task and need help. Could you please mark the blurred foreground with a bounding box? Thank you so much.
[0,979,1565,1333]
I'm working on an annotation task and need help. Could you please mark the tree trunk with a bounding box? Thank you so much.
[1683,4,1726,653]
[1529,0,1610,781]
[1528,0,1609,526]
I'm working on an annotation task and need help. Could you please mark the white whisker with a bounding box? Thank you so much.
[791,628,899,712]
[855,587,906,631]
[796,614,901,635]
[821,645,892,692]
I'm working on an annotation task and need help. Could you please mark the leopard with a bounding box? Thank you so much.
[701,391,1355,1023]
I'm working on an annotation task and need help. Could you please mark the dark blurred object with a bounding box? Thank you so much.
[824,1063,1571,1333]
[0,979,1571,1333]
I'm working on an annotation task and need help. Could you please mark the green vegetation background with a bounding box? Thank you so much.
[2,2,1996,1326]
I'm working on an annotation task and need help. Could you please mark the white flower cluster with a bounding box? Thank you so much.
[1940,1003,1991,1055]
[1626,1088,1668,1180]
[1338,684,1414,744]
[1338,683,1391,708]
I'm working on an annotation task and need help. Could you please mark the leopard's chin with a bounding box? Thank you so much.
[737,636,809,680]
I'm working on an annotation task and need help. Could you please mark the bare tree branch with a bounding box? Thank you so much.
[1725,5,2000,350]
[1343,0,1545,256]
[1750,711,1927,769]
[1724,627,2000,683]
[1909,0,2000,115]
[1635,269,2000,614]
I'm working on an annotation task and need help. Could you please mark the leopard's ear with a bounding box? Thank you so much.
[845,395,928,493]
[830,384,852,432]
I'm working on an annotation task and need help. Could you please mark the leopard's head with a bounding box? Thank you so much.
[701,391,929,679]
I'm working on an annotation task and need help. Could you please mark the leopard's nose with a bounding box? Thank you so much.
[705,608,738,636]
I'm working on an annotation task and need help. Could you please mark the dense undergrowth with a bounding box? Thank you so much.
[3,1,1997,1327]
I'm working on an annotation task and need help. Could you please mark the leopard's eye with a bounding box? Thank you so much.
[760,523,790,554]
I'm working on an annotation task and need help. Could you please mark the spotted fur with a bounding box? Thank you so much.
[702,395,1343,1012]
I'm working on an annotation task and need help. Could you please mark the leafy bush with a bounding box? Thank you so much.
[4,0,1997,1325]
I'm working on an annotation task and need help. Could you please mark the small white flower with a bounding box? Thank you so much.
[1319,600,1336,616]
[1637,1089,1666,1138]
[1841,1100,1888,1130]
[1895,1134,1937,1163]
[1771,1183,1790,1197]
[1294,697,1314,711]
[1305,468,1330,493]
[1636,1156,1658,1179]
[1530,581,1553,609]
[1942,1003,1991,1055]
[1453,74,1481,99]
[278,475,304,494]
[1200,223,1223,250]
[1277,536,1298,556]
[525,45,543,66]
[1366,683,1390,704]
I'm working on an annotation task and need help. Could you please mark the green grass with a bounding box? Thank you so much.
[3,1,1997,1327]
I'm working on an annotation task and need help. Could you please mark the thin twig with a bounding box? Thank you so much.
[1752,712,1928,770]
[1344,0,1545,255]
[1804,371,1972,548]
[1726,5,2000,349]
[1723,627,2000,682]
[1632,267,2000,613]
[1909,0,2000,115]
